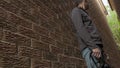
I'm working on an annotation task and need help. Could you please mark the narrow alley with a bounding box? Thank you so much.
[0,0,120,68]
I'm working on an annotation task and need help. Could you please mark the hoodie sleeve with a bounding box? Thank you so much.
[71,9,99,49]
[90,23,103,45]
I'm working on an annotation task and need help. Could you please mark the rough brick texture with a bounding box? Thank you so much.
[0,0,120,68]
[0,0,84,68]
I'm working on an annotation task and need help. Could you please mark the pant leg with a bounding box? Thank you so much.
[81,48,100,68]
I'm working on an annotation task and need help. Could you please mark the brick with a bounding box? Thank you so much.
[2,56,30,68]
[59,55,71,63]
[31,0,42,6]
[20,10,39,24]
[31,59,51,68]
[0,57,3,67]
[40,21,55,32]
[19,46,42,58]
[43,51,58,61]
[0,7,8,19]
[16,37,31,47]
[74,48,82,58]
[0,28,3,40]
[62,37,72,45]
[56,41,67,48]
[32,24,49,36]
[49,32,62,42]
[41,36,56,45]
[18,26,40,40]
[10,0,27,10]
[33,2,53,17]
[71,39,79,47]
[59,55,84,66]
[51,46,63,54]
[29,7,41,24]
[75,59,85,68]
[64,46,75,56]
[0,41,17,55]
[76,65,84,68]
[54,26,62,34]
[32,40,50,51]
[52,62,65,68]
[0,21,17,32]
[18,0,36,9]
[50,20,59,28]
[17,1,40,22]
[70,58,84,65]
[66,63,76,68]
[4,31,31,46]
[34,1,52,16]
[62,32,74,40]
[40,0,52,9]
[0,0,20,14]
[8,13,32,29]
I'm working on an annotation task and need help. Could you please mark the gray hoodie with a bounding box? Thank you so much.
[71,7,103,52]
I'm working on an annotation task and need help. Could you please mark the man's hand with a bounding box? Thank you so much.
[92,48,101,58]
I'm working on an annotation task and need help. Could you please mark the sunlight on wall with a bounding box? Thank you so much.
[102,0,109,6]
[102,0,111,15]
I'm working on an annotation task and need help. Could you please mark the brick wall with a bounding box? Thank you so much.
[0,0,120,68]
[0,0,86,68]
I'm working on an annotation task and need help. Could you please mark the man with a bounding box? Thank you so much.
[71,0,105,68]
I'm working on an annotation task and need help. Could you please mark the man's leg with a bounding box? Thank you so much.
[81,48,100,68]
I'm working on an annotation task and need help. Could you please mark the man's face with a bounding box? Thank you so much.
[84,0,89,10]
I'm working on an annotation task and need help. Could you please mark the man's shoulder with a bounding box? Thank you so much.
[72,7,85,14]
[72,7,81,12]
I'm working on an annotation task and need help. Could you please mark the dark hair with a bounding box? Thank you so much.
[74,0,84,7]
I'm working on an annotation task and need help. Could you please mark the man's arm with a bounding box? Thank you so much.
[71,10,99,49]
[90,23,103,45]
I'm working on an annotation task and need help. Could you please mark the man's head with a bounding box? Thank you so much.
[74,0,89,10]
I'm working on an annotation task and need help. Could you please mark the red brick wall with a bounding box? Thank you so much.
[0,0,86,68]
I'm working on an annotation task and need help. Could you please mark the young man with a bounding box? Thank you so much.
[71,0,105,68]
